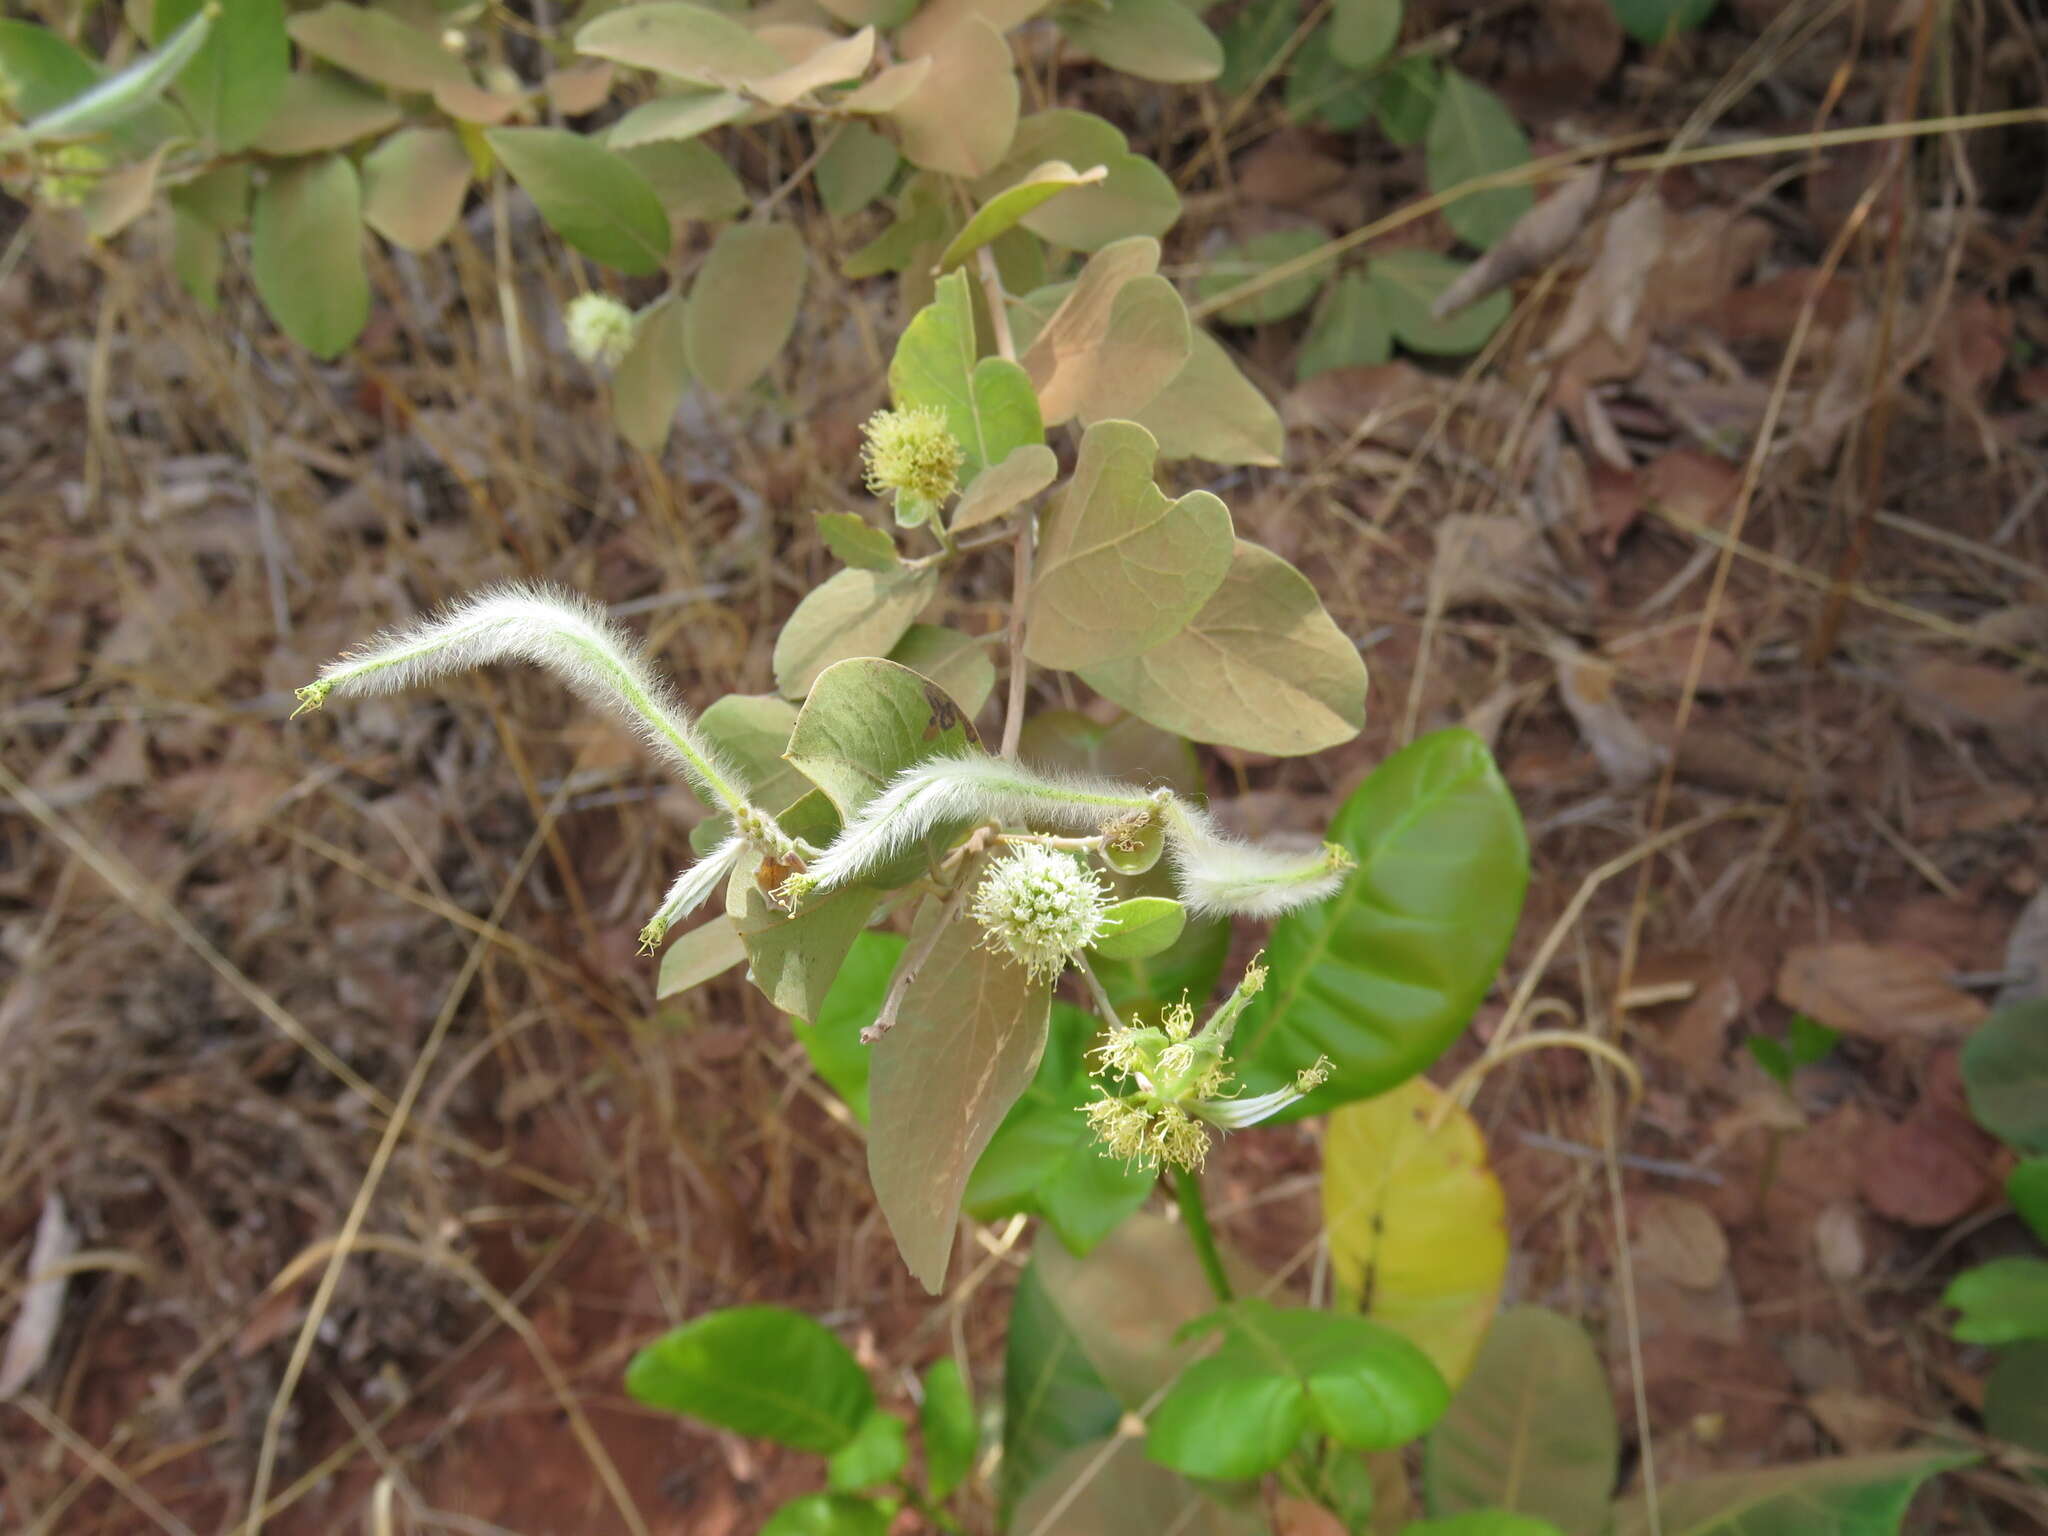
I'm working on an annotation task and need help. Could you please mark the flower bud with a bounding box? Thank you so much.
[970,844,1109,981]
[861,405,963,512]
[565,292,637,369]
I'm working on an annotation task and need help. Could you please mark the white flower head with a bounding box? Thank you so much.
[565,293,637,369]
[970,844,1108,980]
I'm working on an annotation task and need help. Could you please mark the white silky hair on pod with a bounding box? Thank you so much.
[1164,802,1349,919]
[646,835,748,935]
[308,584,741,807]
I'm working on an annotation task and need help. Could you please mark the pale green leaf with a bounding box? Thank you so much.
[687,221,807,392]
[251,154,368,360]
[773,566,938,701]
[656,913,747,997]
[1962,1000,2048,1152]
[789,929,903,1124]
[361,128,471,252]
[287,1,467,92]
[784,656,977,822]
[612,291,692,452]
[815,512,899,571]
[620,138,747,222]
[1133,327,1285,468]
[817,122,899,217]
[1025,420,1233,671]
[1423,1306,1614,1523]
[171,203,222,311]
[951,443,1058,533]
[869,891,1051,1290]
[940,160,1106,270]
[156,0,287,151]
[251,69,401,156]
[1369,249,1511,356]
[1331,0,1400,68]
[1080,539,1363,755]
[1426,69,1532,251]
[486,126,672,276]
[751,27,875,108]
[1057,0,1223,83]
[729,863,877,1021]
[1298,271,1392,379]
[575,1,786,85]
[1091,897,1185,960]
[888,625,997,716]
[696,693,806,812]
[1198,227,1327,325]
[1610,1450,1975,1536]
[608,88,751,147]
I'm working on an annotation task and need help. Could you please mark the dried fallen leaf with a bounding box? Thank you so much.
[1542,185,1665,361]
[1432,514,1589,617]
[1932,292,2012,406]
[1280,361,1440,450]
[1998,884,2048,1009]
[0,1193,78,1399]
[1809,1387,1912,1453]
[1901,657,2045,735]
[1813,1200,1867,1282]
[1635,1194,1730,1289]
[1643,447,1740,530]
[1434,163,1604,318]
[1238,132,1351,208]
[1857,1110,1992,1226]
[1715,267,1855,348]
[1776,941,1988,1042]
[1908,786,2036,841]
[1555,646,1664,788]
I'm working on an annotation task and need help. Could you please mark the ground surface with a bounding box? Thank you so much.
[3,1,2048,1531]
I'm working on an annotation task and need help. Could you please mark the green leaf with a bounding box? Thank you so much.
[827,1410,909,1491]
[1037,1211,1233,1408]
[759,1494,892,1536]
[1057,0,1224,83]
[176,152,252,231]
[1325,1079,1509,1388]
[612,291,692,452]
[1331,0,1401,68]
[1962,1000,2048,1151]
[1945,1257,2048,1345]
[656,913,747,998]
[1299,271,1393,379]
[1403,1516,1568,1536]
[1986,1341,2048,1458]
[1199,228,1328,325]
[784,656,977,824]
[815,512,900,571]
[889,625,997,717]
[686,220,807,393]
[1609,1449,1976,1536]
[1015,1436,1263,1535]
[2009,1157,2048,1245]
[1001,1258,1126,1520]
[1017,709,1202,798]
[1092,898,1186,960]
[965,1002,1155,1254]
[361,128,472,252]
[250,68,401,156]
[869,892,1052,1290]
[1147,1301,1451,1480]
[773,566,937,701]
[485,127,671,276]
[287,2,467,92]
[1025,420,1233,671]
[1284,22,1376,133]
[1133,327,1286,468]
[817,121,899,217]
[921,1357,977,1502]
[1607,0,1719,45]
[1235,729,1528,1109]
[251,154,369,361]
[156,0,286,151]
[575,1,786,84]
[1218,0,1299,98]
[941,160,1107,270]
[171,204,222,311]
[889,269,1043,484]
[1426,69,1533,251]
[1080,539,1365,756]
[990,109,1179,252]
[1020,237,1191,425]
[608,87,750,148]
[625,1305,874,1452]
[1423,1306,1615,1526]
[620,138,747,222]
[729,865,878,1021]
[1369,248,1510,356]
[1370,53,1443,144]
[0,21,100,121]
[790,929,904,1123]
[695,692,806,815]
[952,443,1058,534]
[1097,915,1230,1017]
[1789,1011,1841,1065]
[1747,1034,1793,1087]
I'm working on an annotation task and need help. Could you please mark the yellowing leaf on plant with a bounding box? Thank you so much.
[612,292,691,451]
[361,128,472,252]
[889,16,1018,178]
[750,25,875,107]
[251,69,400,156]
[1022,236,1191,424]
[1134,328,1286,467]
[1321,1077,1508,1388]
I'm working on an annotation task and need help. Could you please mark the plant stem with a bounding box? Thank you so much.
[1170,1164,1233,1304]
[976,244,1034,760]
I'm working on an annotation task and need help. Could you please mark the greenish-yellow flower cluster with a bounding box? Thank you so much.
[1082,958,1331,1172]
[861,405,963,524]
[971,843,1109,981]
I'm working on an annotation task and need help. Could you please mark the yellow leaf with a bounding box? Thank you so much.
[1321,1078,1506,1387]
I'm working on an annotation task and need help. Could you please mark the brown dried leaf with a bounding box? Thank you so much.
[1605,622,1743,694]
[1238,132,1350,208]
[1932,293,2011,405]
[1813,1201,1866,1282]
[1902,657,2045,734]
[1543,185,1664,361]
[1643,447,1740,530]
[1776,941,1988,1042]
[1433,514,1588,617]
[1715,267,1854,347]
[1281,362,1440,451]
[1857,1110,1992,1226]
[1555,647,1664,789]
[1808,1387,1912,1454]
[0,1194,78,1399]
[1635,1194,1729,1289]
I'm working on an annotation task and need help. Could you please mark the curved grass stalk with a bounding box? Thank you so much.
[293,585,791,860]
